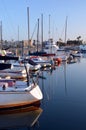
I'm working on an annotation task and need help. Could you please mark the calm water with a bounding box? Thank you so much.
[1,55,86,130]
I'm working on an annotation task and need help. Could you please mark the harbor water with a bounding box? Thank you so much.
[39,57,86,130]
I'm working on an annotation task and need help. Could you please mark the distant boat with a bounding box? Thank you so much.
[44,40,59,54]
[79,45,86,53]
[0,55,29,79]
[70,51,82,57]
[29,51,55,56]
[30,56,52,68]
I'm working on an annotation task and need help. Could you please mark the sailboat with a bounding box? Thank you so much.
[43,14,58,56]
[29,14,56,56]
[0,80,43,110]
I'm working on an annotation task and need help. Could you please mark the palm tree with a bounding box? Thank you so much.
[77,36,81,41]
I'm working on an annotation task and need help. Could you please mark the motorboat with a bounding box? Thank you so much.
[21,58,41,71]
[70,51,82,57]
[44,40,59,54]
[0,66,28,79]
[0,56,29,79]
[30,56,52,68]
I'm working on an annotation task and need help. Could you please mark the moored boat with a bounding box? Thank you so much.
[30,56,52,68]
[0,67,27,79]
[0,80,43,110]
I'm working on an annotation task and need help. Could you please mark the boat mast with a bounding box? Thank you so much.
[37,18,39,52]
[0,21,2,50]
[26,7,30,86]
[18,25,19,42]
[48,14,51,40]
[41,14,43,51]
[64,16,68,44]
[16,25,19,56]
[27,7,30,55]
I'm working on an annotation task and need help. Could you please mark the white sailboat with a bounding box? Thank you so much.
[0,79,43,109]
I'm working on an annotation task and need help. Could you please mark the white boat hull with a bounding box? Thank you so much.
[0,84,43,109]
[0,68,27,79]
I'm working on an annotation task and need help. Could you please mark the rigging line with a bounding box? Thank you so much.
[60,23,65,40]
[31,21,38,40]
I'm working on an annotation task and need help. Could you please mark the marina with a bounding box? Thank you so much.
[1,0,86,129]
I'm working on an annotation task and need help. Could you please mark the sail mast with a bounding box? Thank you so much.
[0,21,2,49]
[26,7,30,86]
[27,7,30,54]
[64,16,68,43]
[41,14,43,51]
[37,18,39,52]
[49,14,51,40]
[18,25,19,42]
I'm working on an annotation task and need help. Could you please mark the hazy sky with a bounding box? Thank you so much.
[0,0,86,42]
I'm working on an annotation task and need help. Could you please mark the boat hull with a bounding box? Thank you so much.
[0,85,43,109]
[0,68,27,79]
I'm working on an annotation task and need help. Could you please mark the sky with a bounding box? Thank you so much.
[0,0,86,42]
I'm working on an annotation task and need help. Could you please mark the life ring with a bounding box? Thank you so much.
[53,57,62,63]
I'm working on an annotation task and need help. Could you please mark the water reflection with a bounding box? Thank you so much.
[37,55,86,129]
[63,62,67,96]
[0,106,43,130]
